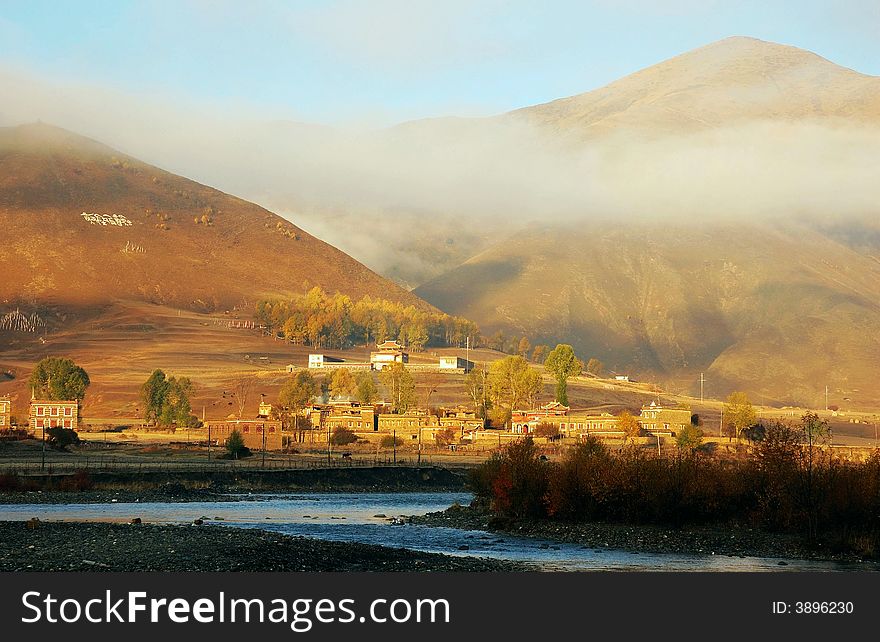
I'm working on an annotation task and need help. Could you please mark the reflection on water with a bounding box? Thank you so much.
[0,493,873,572]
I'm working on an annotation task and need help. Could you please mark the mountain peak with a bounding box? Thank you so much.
[508,36,880,135]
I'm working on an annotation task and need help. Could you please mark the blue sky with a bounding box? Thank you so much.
[1,0,878,124]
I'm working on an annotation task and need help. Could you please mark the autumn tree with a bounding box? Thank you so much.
[328,368,357,399]
[435,426,457,448]
[331,427,358,446]
[464,364,490,418]
[586,358,605,377]
[618,410,641,444]
[379,362,416,414]
[544,344,583,406]
[29,357,90,402]
[355,372,378,405]
[488,356,542,420]
[517,337,531,358]
[531,344,549,364]
[724,391,757,439]
[278,371,319,440]
[534,422,560,439]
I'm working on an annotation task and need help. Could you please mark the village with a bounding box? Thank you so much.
[0,338,702,463]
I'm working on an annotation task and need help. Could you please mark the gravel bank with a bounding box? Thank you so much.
[0,520,526,572]
[412,504,879,565]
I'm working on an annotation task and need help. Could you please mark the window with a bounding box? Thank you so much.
[37,406,44,416]
[51,407,58,416]
[65,407,72,416]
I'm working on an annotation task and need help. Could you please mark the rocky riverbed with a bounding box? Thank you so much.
[0,520,527,572]
[411,503,878,565]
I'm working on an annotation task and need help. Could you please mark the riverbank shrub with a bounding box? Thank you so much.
[472,417,880,555]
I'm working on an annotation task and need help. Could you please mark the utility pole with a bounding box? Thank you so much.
[261,422,267,468]
[825,386,829,412]
[393,429,397,464]
[203,406,210,461]
[719,403,724,439]
[700,373,704,405]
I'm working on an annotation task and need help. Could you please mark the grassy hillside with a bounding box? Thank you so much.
[416,220,880,408]
[0,123,425,313]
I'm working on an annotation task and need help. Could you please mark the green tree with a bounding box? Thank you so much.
[724,391,757,439]
[141,369,169,424]
[140,370,195,427]
[355,372,378,405]
[544,344,583,406]
[586,358,605,377]
[328,369,357,399]
[29,357,90,402]
[378,362,416,413]
[676,424,704,454]
[225,429,251,459]
[488,355,541,418]
[278,371,319,440]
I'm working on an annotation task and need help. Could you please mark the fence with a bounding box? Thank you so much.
[0,453,446,477]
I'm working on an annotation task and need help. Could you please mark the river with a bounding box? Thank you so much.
[0,492,871,571]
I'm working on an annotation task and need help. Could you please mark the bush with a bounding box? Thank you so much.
[379,435,403,449]
[533,422,560,439]
[473,437,548,519]
[331,427,358,446]
[471,415,880,556]
[434,427,457,447]
[45,427,80,451]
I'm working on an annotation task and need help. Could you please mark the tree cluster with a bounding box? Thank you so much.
[141,370,197,427]
[255,287,478,351]
[29,357,90,403]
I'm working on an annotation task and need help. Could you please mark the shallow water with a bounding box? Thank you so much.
[1,493,873,572]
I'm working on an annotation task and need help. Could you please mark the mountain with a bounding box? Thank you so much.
[0,123,425,314]
[413,37,880,407]
[506,36,880,137]
[415,219,880,407]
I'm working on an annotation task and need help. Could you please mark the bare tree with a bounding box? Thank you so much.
[232,374,256,419]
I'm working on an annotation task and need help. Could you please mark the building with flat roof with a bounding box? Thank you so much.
[0,398,11,431]
[639,401,692,434]
[438,356,474,372]
[29,399,79,432]
[205,419,284,451]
